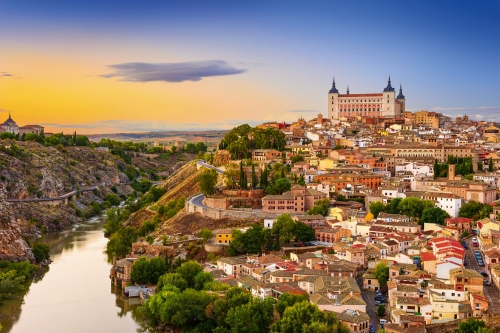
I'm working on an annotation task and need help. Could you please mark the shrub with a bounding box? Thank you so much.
[32,243,50,263]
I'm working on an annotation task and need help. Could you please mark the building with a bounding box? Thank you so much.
[252,149,282,162]
[215,229,233,244]
[262,185,327,214]
[0,112,19,134]
[328,77,406,120]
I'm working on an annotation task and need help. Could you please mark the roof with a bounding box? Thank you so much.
[420,252,437,261]
[449,268,483,278]
[336,310,370,324]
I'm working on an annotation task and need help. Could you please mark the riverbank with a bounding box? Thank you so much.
[0,215,156,333]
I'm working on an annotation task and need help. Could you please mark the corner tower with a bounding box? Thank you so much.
[382,76,396,117]
[328,76,339,121]
[396,84,406,116]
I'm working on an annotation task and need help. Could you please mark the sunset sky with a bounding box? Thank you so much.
[1,1,499,134]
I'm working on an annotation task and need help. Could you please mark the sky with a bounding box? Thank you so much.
[0,0,499,134]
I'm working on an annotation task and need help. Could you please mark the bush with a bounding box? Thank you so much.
[377,304,385,317]
[32,243,50,263]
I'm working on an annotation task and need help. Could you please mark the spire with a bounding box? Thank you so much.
[397,84,405,99]
[8,111,11,120]
[329,75,339,93]
[383,75,395,92]
[347,85,350,94]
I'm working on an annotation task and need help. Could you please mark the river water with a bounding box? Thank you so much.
[0,215,154,333]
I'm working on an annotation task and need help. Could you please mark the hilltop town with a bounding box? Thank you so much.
[104,80,500,333]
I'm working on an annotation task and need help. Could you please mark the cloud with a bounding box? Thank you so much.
[0,72,12,78]
[0,109,8,113]
[430,106,500,113]
[101,60,246,83]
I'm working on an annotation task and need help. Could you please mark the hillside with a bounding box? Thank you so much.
[126,161,202,228]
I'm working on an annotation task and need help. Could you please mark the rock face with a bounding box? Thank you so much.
[0,201,35,261]
[0,141,133,260]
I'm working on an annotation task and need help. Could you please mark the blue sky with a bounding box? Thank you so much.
[1,0,499,132]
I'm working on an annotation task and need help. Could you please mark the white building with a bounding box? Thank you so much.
[328,76,406,121]
[421,192,463,217]
[0,113,19,134]
[395,162,434,178]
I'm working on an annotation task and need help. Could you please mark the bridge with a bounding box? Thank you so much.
[7,185,115,206]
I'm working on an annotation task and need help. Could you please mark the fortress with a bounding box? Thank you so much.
[0,112,44,135]
[328,76,406,121]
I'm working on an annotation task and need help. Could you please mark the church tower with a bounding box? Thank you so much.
[327,76,339,122]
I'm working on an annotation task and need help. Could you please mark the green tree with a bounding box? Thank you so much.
[459,201,492,220]
[260,166,268,188]
[477,161,483,171]
[198,228,214,242]
[171,145,177,153]
[419,207,450,226]
[292,222,315,243]
[32,243,50,263]
[271,178,292,194]
[75,135,90,146]
[273,214,296,246]
[131,256,168,284]
[398,197,435,221]
[369,201,385,218]
[385,198,402,214]
[197,168,218,196]
[373,262,389,287]
[307,198,331,217]
[251,164,259,188]
[224,162,239,189]
[433,159,439,178]
[226,297,275,333]
[242,224,265,254]
[276,293,309,317]
[193,271,214,290]
[176,261,203,288]
[377,305,385,317]
[106,226,137,258]
[457,318,486,333]
[298,174,305,186]
[157,273,188,291]
[489,157,494,172]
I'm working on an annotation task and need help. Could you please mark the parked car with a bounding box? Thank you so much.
[480,271,489,277]
[375,300,385,305]
[369,323,375,333]
[464,260,467,266]
[478,260,484,266]
[474,250,481,257]
[380,319,387,326]
[472,237,477,242]
[484,280,492,286]
[473,242,479,247]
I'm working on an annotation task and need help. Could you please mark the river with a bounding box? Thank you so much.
[0,215,155,333]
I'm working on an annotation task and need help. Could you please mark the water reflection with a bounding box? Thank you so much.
[0,215,156,333]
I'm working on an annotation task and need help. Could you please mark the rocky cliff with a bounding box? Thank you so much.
[0,140,133,261]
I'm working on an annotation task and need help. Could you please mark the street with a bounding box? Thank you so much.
[356,272,383,331]
[463,237,500,314]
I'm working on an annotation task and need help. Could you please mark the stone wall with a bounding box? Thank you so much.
[204,242,226,253]
[204,197,228,210]
[131,242,172,257]
[186,198,280,220]
[221,189,264,199]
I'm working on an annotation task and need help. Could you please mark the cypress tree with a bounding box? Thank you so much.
[433,159,439,179]
[489,157,494,172]
[478,161,483,171]
[251,164,258,189]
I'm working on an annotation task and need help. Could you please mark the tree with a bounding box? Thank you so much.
[157,273,188,291]
[419,207,450,226]
[224,162,239,189]
[373,262,389,287]
[433,159,439,178]
[131,256,168,284]
[106,226,137,258]
[478,161,483,171]
[276,293,309,317]
[197,168,218,196]
[385,198,402,214]
[298,174,305,186]
[75,135,90,146]
[225,297,275,333]
[260,166,268,188]
[369,201,385,218]
[198,228,214,242]
[398,197,434,221]
[272,178,292,194]
[459,201,492,220]
[242,224,265,254]
[171,145,177,153]
[32,243,50,263]
[193,271,214,290]
[273,214,296,246]
[457,318,487,333]
[489,157,494,172]
[176,261,203,288]
[292,222,315,243]
[377,305,385,317]
[307,198,331,217]
[251,164,259,188]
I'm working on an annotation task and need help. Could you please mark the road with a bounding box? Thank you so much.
[189,193,209,208]
[196,161,225,174]
[463,237,500,314]
[356,272,382,332]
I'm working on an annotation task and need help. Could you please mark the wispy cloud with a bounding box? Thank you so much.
[429,106,500,113]
[101,60,246,83]
[0,72,12,78]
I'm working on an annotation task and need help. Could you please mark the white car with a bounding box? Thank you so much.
[472,237,477,242]
[380,319,387,325]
